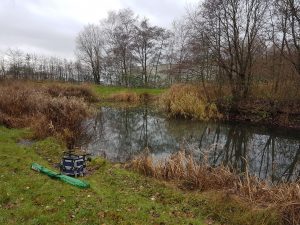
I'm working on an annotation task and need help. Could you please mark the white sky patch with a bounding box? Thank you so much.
[0,0,200,59]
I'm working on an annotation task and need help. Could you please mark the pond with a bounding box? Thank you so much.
[84,105,300,183]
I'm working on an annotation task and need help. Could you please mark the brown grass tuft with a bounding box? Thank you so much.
[127,151,300,225]
[45,83,98,102]
[108,91,155,102]
[160,84,223,120]
[0,80,95,148]
[108,92,140,102]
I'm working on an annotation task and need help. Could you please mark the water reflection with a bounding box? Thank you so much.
[85,106,300,183]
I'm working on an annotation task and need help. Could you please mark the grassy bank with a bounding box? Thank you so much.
[0,126,282,225]
[92,85,165,102]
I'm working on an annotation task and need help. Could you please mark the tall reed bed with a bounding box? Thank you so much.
[0,80,96,148]
[128,151,300,225]
[159,84,223,120]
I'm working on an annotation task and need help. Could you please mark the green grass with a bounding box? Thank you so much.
[0,126,206,225]
[92,85,166,98]
[0,126,280,225]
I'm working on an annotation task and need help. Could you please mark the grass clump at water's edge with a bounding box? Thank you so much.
[0,126,281,225]
[160,84,223,121]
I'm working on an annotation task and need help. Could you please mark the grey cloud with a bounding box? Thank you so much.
[0,0,197,59]
[120,0,187,26]
[0,0,82,58]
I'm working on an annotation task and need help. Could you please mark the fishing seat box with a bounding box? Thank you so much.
[60,154,87,177]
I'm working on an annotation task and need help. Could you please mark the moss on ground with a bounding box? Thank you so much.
[0,126,280,225]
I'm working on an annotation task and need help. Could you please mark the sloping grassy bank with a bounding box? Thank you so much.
[0,126,281,225]
[92,85,165,103]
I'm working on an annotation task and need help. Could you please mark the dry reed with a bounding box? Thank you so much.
[127,150,300,225]
[159,84,223,121]
[109,92,140,102]
[0,80,95,148]
[108,92,153,103]
[46,83,98,102]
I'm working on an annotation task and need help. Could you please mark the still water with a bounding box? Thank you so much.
[85,106,300,183]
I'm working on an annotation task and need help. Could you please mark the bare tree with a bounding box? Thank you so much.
[101,9,137,86]
[133,19,166,86]
[275,0,300,76]
[166,19,193,83]
[0,55,6,77]
[7,48,24,79]
[153,29,171,84]
[76,24,103,84]
[198,0,268,99]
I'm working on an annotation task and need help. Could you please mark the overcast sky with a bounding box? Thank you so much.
[0,0,199,59]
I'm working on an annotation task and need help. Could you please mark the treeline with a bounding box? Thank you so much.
[0,49,91,82]
[1,0,300,99]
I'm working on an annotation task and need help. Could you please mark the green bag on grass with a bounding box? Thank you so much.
[31,162,90,189]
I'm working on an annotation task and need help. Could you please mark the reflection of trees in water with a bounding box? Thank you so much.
[281,145,300,182]
[87,106,300,182]
[220,126,249,175]
[90,107,145,161]
[192,125,300,183]
[87,106,177,162]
